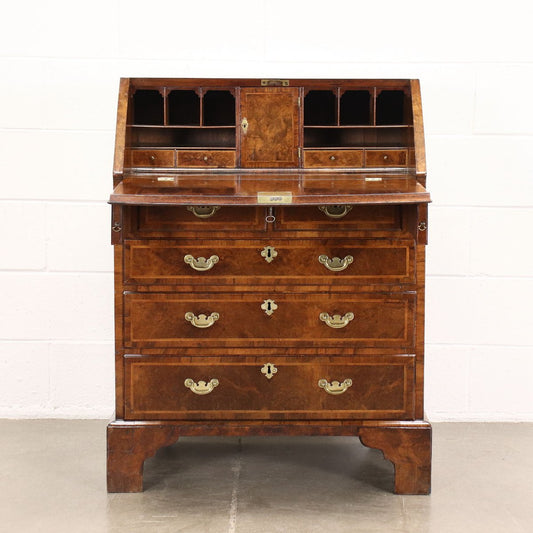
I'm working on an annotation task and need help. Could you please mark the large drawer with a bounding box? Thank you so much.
[133,205,265,235]
[124,355,415,420]
[124,238,415,286]
[123,292,415,349]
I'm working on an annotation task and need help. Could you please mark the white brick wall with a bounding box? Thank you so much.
[1,0,532,419]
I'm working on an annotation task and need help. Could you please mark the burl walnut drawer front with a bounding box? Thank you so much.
[177,150,236,168]
[304,150,364,168]
[129,150,175,168]
[124,239,415,285]
[124,356,415,420]
[133,205,265,234]
[275,205,402,232]
[365,150,408,167]
[123,293,415,349]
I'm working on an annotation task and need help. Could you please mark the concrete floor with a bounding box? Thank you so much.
[1,421,532,532]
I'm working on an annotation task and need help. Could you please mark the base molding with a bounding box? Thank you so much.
[106,420,431,494]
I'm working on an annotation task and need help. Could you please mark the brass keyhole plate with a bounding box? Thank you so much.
[261,299,278,316]
[261,363,278,379]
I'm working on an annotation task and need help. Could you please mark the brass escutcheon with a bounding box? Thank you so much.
[184,254,219,271]
[184,378,219,395]
[261,363,278,379]
[318,254,354,272]
[261,246,278,263]
[318,378,353,395]
[241,117,249,134]
[185,312,220,328]
[261,299,278,316]
[319,312,355,329]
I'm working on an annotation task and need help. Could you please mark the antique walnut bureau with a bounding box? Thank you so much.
[107,78,432,494]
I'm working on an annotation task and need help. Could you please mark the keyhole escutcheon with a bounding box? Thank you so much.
[261,246,278,263]
[261,299,278,316]
[261,363,278,379]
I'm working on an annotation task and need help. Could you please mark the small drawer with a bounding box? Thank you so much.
[129,149,175,168]
[132,206,266,235]
[365,150,407,167]
[124,292,415,349]
[123,238,415,286]
[177,150,236,168]
[304,150,363,168]
[124,356,415,420]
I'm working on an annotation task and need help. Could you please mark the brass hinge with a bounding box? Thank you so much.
[298,147,302,159]
[298,96,301,107]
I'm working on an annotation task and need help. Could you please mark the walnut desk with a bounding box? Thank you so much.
[107,78,431,494]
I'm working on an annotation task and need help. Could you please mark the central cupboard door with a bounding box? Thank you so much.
[240,87,300,168]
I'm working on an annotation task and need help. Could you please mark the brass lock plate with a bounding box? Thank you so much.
[261,299,278,316]
[261,79,289,86]
[261,363,278,379]
[257,192,292,204]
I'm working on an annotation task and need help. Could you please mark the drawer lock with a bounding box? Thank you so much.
[318,378,353,395]
[261,299,278,316]
[261,363,278,380]
[261,246,278,263]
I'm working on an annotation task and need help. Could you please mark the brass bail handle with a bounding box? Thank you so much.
[184,378,219,395]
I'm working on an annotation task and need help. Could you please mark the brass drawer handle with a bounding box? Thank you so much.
[318,205,353,219]
[318,254,353,272]
[185,312,220,328]
[318,378,352,395]
[186,205,221,218]
[319,312,354,329]
[184,378,219,395]
[184,254,219,271]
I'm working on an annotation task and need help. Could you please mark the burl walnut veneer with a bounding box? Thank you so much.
[107,78,432,494]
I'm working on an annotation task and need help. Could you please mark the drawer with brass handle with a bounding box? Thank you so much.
[123,239,415,286]
[132,206,265,235]
[274,205,404,232]
[123,292,415,349]
[123,355,415,420]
